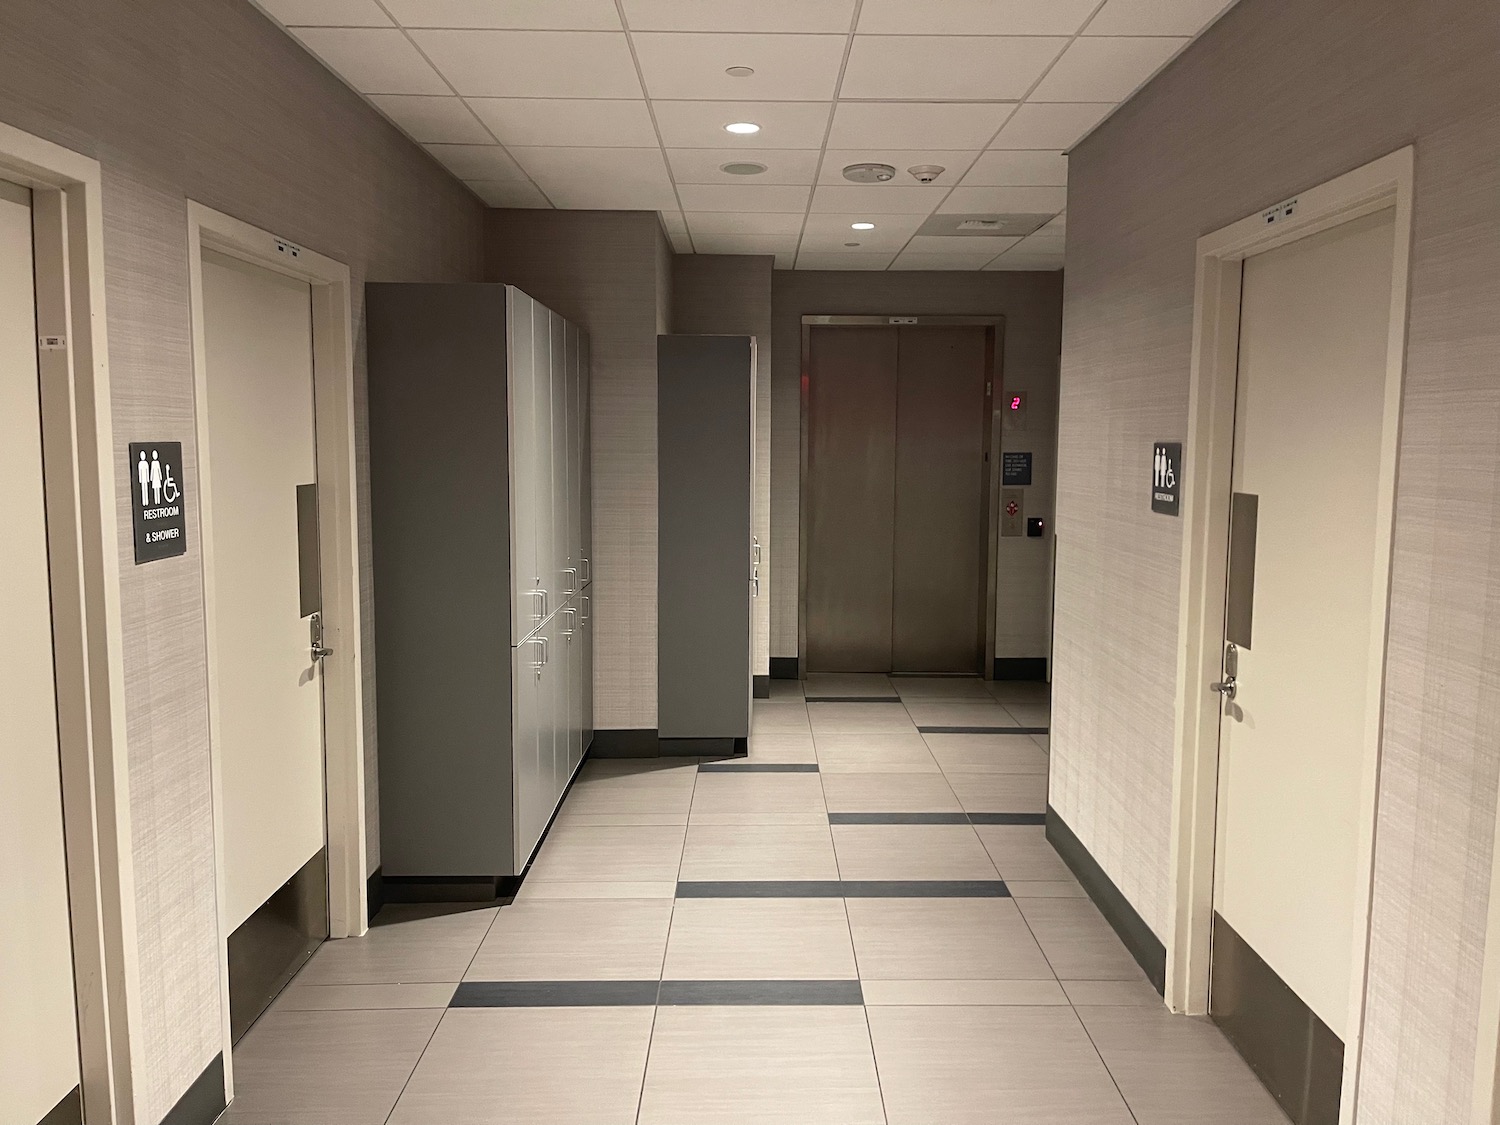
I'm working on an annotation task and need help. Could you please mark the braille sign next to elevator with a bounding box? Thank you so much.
[1152,442,1182,517]
[129,442,187,563]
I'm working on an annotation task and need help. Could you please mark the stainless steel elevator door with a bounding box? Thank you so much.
[892,326,989,673]
[804,324,991,674]
[805,326,899,672]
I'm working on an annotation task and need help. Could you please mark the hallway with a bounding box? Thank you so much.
[224,678,1286,1124]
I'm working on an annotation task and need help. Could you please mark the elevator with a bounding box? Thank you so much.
[800,317,999,675]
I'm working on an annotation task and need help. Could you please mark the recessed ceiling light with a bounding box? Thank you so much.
[721,161,768,176]
[724,122,761,135]
[726,66,755,78]
[851,222,876,230]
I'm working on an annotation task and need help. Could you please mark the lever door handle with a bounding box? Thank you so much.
[310,613,333,662]
[1211,677,1237,701]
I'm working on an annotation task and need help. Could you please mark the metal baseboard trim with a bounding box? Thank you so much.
[37,1087,82,1125]
[769,657,800,680]
[590,728,661,758]
[993,657,1047,681]
[160,1054,225,1125]
[366,865,385,924]
[753,675,771,698]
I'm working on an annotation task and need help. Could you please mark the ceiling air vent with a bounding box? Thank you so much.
[916,213,1054,238]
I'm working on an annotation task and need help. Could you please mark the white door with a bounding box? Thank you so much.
[507,288,542,642]
[0,179,83,1125]
[1212,208,1398,1038]
[202,250,326,932]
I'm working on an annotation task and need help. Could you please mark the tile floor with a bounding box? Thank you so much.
[224,675,1289,1124]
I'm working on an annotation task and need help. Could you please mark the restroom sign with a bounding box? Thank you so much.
[1152,442,1182,517]
[129,442,188,563]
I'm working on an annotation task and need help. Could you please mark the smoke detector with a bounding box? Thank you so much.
[908,164,946,184]
[843,163,896,184]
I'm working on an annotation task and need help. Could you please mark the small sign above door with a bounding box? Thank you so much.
[1152,442,1182,517]
[1002,451,1033,487]
[129,441,188,563]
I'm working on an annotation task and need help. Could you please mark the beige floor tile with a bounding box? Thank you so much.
[679,822,839,881]
[803,672,895,697]
[740,732,819,763]
[664,898,857,980]
[688,810,832,827]
[1076,1005,1291,1124]
[808,702,919,735]
[926,733,1050,774]
[902,701,1020,728]
[891,676,996,700]
[223,1008,442,1125]
[845,897,1054,980]
[559,760,698,821]
[465,899,673,981]
[277,983,457,1011]
[820,771,962,813]
[690,772,827,817]
[1061,977,1163,1007]
[767,679,805,699]
[751,699,813,734]
[638,1006,885,1124]
[813,733,941,773]
[1008,880,1088,899]
[557,811,689,826]
[1015,898,1145,980]
[944,772,1049,814]
[975,824,1074,882]
[296,906,498,986]
[1004,702,1052,728]
[513,879,677,901]
[527,824,686,883]
[862,978,1068,1006]
[985,681,1052,705]
[388,1007,654,1125]
[832,823,999,881]
[867,1005,1135,1124]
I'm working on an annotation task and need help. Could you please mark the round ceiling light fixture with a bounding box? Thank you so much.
[720,161,768,176]
[725,66,755,78]
[851,222,876,230]
[843,162,896,183]
[724,121,761,135]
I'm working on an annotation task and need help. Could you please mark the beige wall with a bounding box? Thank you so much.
[769,269,1065,667]
[486,209,673,731]
[0,1,484,1119]
[672,254,774,678]
[1051,0,1500,1118]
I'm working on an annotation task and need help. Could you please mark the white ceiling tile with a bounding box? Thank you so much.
[667,149,821,185]
[509,147,677,208]
[811,184,948,214]
[676,183,812,213]
[989,102,1114,148]
[841,36,1067,100]
[1028,36,1189,102]
[423,143,528,180]
[410,30,643,97]
[857,0,1101,35]
[940,185,1067,213]
[687,211,806,236]
[962,150,1068,187]
[691,233,800,255]
[904,235,1021,255]
[465,179,552,207]
[290,28,449,94]
[632,33,846,100]
[1015,232,1067,253]
[800,212,924,251]
[1086,0,1236,37]
[652,101,832,149]
[986,253,1064,271]
[256,0,392,26]
[467,98,659,147]
[827,102,1015,150]
[796,251,896,271]
[819,150,978,186]
[775,253,795,268]
[659,210,693,251]
[383,0,622,29]
[368,95,494,143]
[889,253,1000,271]
[623,0,857,33]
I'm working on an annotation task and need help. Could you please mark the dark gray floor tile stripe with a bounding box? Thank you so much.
[828,812,971,824]
[451,981,660,1007]
[697,762,820,773]
[968,812,1048,825]
[804,696,904,704]
[659,980,864,1006]
[918,732,1050,741]
[840,880,1010,897]
[676,880,846,897]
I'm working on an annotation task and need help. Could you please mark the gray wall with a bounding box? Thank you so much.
[1051,0,1500,1118]
[673,255,774,678]
[0,0,485,1119]
[485,209,675,732]
[770,270,1065,667]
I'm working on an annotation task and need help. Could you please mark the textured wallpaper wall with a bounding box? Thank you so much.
[1051,0,1500,1119]
[0,1,484,1119]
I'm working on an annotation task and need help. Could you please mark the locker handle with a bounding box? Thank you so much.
[560,607,578,638]
[581,557,591,583]
[529,636,549,676]
[529,588,548,620]
[581,595,590,624]
[562,567,578,596]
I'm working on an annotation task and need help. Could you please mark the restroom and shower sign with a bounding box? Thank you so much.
[1152,442,1182,517]
[129,442,188,563]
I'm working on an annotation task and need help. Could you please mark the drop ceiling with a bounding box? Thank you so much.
[254,0,1239,271]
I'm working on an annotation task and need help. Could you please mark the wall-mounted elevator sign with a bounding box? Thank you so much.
[1152,442,1182,517]
[1002,451,1033,487]
[129,442,187,563]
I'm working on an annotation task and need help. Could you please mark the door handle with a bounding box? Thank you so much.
[581,594,590,624]
[529,588,548,621]
[529,636,548,677]
[580,557,591,583]
[1212,642,1238,701]
[310,612,333,662]
[562,567,578,595]
[560,607,577,638]
[1211,676,1237,701]
[752,538,762,565]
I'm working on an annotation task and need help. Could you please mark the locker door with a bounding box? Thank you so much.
[582,591,595,751]
[580,333,593,587]
[566,323,583,601]
[531,302,556,627]
[551,312,572,605]
[507,289,543,642]
[513,625,548,867]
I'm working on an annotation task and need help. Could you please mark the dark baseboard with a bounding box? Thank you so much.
[769,657,799,680]
[590,728,661,758]
[162,1054,225,1125]
[660,736,741,756]
[382,874,519,903]
[753,675,771,698]
[38,1086,82,1125]
[1045,806,1166,995]
[993,657,1048,681]
[367,866,385,924]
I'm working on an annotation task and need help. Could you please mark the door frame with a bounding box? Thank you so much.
[0,122,141,1125]
[1165,147,1415,1124]
[798,314,1004,677]
[185,203,367,1095]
